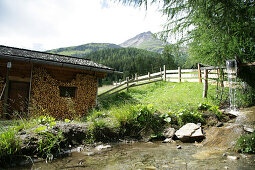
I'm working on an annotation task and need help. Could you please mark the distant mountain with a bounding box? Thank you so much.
[46,43,122,57]
[119,31,166,53]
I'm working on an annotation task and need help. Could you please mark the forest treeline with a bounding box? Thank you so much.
[84,47,187,85]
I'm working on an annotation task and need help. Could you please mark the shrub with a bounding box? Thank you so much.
[168,109,205,127]
[198,103,212,110]
[209,105,224,120]
[235,132,255,153]
[37,131,63,157]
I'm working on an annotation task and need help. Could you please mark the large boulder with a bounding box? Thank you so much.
[202,124,245,149]
[175,123,205,142]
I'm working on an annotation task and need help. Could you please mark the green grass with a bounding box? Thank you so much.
[128,81,221,112]
[84,82,228,141]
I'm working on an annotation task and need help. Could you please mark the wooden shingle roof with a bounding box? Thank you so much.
[0,45,118,73]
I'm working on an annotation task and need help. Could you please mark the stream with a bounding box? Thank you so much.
[11,107,255,170]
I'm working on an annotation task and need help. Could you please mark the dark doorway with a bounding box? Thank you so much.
[8,81,29,115]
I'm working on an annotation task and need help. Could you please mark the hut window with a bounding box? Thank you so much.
[59,86,77,97]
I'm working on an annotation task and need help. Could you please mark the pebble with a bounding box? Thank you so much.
[162,138,173,143]
[227,155,239,160]
[145,166,156,170]
[95,144,112,150]
[240,154,247,159]
[176,145,182,149]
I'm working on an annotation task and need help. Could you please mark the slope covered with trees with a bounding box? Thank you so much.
[46,43,122,57]
[84,47,177,84]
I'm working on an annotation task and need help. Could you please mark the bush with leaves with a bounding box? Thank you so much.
[235,132,255,154]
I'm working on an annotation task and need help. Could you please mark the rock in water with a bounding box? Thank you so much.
[175,123,205,142]
[95,144,112,150]
[162,127,175,139]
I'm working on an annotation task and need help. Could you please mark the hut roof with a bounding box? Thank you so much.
[0,45,119,73]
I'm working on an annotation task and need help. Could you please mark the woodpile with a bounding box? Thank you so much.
[30,67,98,119]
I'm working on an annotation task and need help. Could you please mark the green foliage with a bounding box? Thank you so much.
[37,116,56,125]
[37,131,63,157]
[65,119,71,123]
[209,106,224,120]
[235,132,255,154]
[198,103,212,110]
[235,83,255,107]
[0,127,20,164]
[169,109,205,127]
[34,126,47,132]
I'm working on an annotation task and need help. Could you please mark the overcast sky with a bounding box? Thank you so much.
[0,0,166,51]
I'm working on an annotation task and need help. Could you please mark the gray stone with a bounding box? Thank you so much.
[216,122,224,127]
[140,128,154,142]
[175,123,205,142]
[162,127,175,138]
[95,144,112,150]
[227,155,239,160]
[162,138,174,143]
[244,126,254,133]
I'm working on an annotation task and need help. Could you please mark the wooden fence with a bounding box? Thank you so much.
[98,64,227,100]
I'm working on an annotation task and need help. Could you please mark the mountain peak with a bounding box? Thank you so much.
[119,31,165,53]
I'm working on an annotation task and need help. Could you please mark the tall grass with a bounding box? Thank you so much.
[0,127,20,165]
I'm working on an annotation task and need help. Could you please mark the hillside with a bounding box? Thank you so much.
[46,43,121,57]
[119,31,166,53]
[84,47,177,84]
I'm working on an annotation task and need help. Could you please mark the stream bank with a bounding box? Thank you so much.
[3,106,254,169]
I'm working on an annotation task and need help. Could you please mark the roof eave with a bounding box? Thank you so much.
[0,54,123,74]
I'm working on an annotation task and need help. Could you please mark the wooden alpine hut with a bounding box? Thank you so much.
[0,45,119,119]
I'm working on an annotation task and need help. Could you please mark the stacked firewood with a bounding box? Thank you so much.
[30,67,97,119]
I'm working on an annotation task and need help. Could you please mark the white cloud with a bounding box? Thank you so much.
[0,0,167,51]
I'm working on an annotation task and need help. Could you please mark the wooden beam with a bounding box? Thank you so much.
[240,62,255,67]
[3,67,10,116]
[198,63,202,83]
[203,69,208,98]
[178,67,181,83]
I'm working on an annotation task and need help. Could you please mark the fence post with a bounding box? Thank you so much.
[126,77,129,92]
[160,68,162,79]
[203,69,208,98]
[148,72,150,81]
[178,67,181,83]
[119,79,121,85]
[135,73,138,84]
[198,63,202,83]
[163,65,166,81]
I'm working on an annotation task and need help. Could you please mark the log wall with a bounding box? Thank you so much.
[30,67,98,119]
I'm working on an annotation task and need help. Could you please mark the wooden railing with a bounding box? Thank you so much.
[98,64,228,100]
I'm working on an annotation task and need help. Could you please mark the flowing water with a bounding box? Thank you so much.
[226,60,238,114]
[14,139,255,170]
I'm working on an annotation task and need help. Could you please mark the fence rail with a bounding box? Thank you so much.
[98,64,228,100]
